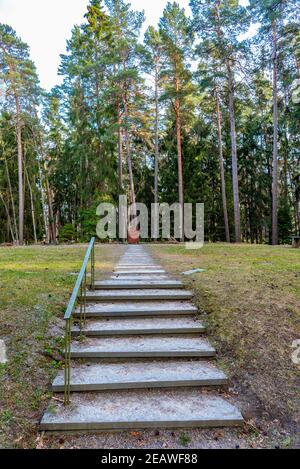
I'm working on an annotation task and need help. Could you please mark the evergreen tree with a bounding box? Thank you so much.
[143,26,164,205]
[0,24,41,244]
[0,0,299,245]
[249,0,298,244]
[191,0,250,242]
[159,2,194,240]
[0,24,42,244]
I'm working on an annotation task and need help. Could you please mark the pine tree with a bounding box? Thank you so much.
[0,24,41,244]
[195,58,231,242]
[249,0,297,244]
[106,0,145,219]
[159,2,193,240]
[191,0,250,242]
[143,26,164,206]
[1,0,299,246]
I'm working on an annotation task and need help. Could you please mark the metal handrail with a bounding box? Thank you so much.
[63,237,95,405]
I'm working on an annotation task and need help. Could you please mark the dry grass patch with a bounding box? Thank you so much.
[150,243,300,446]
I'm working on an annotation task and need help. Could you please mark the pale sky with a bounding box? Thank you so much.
[0,0,250,91]
[0,0,191,90]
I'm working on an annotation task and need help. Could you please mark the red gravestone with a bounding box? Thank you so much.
[128,226,140,244]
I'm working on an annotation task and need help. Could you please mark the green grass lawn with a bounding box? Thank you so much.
[0,244,122,449]
[151,243,300,446]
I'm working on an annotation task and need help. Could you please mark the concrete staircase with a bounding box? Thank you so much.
[41,245,243,432]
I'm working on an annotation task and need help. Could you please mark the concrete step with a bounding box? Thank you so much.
[69,335,216,358]
[94,280,183,290]
[114,269,166,275]
[40,389,243,431]
[52,360,227,392]
[74,301,198,318]
[118,259,154,262]
[119,258,154,262]
[72,317,205,336]
[84,289,192,302]
[116,266,161,270]
[111,275,170,280]
[116,262,160,266]
[117,264,161,268]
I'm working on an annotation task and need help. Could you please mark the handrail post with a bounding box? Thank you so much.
[80,283,83,334]
[84,270,87,325]
[64,318,71,406]
[91,242,95,290]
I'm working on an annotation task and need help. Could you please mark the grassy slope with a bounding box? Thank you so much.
[151,244,300,444]
[0,243,299,448]
[0,244,122,449]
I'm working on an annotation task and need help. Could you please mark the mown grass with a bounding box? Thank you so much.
[151,243,300,447]
[0,244,122,449]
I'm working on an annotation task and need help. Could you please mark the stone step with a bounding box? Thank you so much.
[40,389,243,431]
[69,336,216,358]
[114,270,166,275]
[111,275,170,280]
[119,258,154,261]
[121,247,146,249]
[74,301,197,318]
[72,317,205,336]
[117,264,161,268]
[52,360,227,392]
[94,280,183,290]
[118,262,157,265]
[84,289,192,302]
[116,266,158,269]
[116,262,160,266]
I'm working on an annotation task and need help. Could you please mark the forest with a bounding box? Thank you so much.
[0,0,299,245]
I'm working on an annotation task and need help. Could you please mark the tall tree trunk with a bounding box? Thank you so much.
[295,200,300,233]
[1,49,23,244]
[226,59,241,242]
[31,116,55,244]
[4,154,18,243]
[45,177,56,244]
[175,76,184,241]
[24,165,38,244]
[0,192,15,243]
[283,76,289,201]
[15,94,24,245]
[114,62,123,192]
[123,110,136,219]
[117,100,123,191]
[215,87,230,242]
[37,157,49,242]
[215,0,240,242]
[123,63,137,220]
[283,133,289,200]
[291,173,300,234]
[272,20,279,245]
[154,65,159,206]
